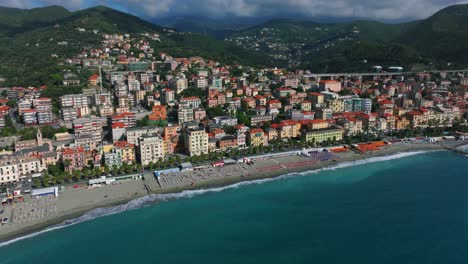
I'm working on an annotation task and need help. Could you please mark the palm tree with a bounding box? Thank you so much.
[104,165,110,176]
[33,178,41,188]
[56,174,64,184]
[168,156,175,166]
[83,168,90,179]
[135,163,143,173]
[93,168,101,178]
[71,170,80,181]
[112,165,119,175]
[50,176,57,185]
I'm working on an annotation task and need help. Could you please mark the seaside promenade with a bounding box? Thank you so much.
[0,141,458,242]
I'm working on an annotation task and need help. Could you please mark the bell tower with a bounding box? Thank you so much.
[37,128,43,146]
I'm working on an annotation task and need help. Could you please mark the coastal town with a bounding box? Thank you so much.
[0,29,468,237]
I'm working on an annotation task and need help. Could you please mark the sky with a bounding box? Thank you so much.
[2,0,468,22]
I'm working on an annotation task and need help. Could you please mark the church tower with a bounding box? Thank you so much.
[37,128,43,146]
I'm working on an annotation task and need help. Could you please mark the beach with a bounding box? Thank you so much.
[0,142,450,242]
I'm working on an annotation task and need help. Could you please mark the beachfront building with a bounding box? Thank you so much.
[303,128,344,144]
[248,128,268,147]
[114,141,136,164]
[104,148,122,167]
[0,157,44,184]
[184,128,209,156]
[218,135,238,151]
[139,134,165,166]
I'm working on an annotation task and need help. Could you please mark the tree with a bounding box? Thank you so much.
[4,115,14,128]
[111,165,119,175]
[206,106,225,119]
[135,163,143,173]
[56,174,64,184]
[262,122,271,130]
[33,178,41,188]
[93,168,101,178]
[236,112,251,127]
[6,100,16,108]
[104,165,110,176]
[168,156,175,166]
[63,159,72,170]
[82,168,90,179]
[43,174,50,187]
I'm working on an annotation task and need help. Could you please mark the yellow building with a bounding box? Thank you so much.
[248,129,267,147]
[308,92,324,108]
[114,141,136,164]
[307,119,329,130]
[300,100,312,111]
[395,117,410,130]
[101,144,114,153]
[303,128,343,143]
[327,99,344,113]
[184,128,209,156]
[265,128,278,142]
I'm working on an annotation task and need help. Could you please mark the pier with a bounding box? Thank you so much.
[440,141,468,155]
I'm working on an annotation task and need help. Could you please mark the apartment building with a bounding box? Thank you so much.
[139,134,165,166]
[184,128,208,156]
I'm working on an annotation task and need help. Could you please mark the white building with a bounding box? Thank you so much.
[0,157,45,185]
[184,128,208,156]
[139,134,165,166]
[126,127,160,146]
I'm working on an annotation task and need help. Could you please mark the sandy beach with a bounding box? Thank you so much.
[0,142,450,243]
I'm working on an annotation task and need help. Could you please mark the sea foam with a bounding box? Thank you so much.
[0,150,437,247]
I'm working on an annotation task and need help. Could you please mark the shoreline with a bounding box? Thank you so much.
[0,143,448,244]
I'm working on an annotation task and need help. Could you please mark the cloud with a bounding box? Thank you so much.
[0,0,31,9]
[1,0,468,20]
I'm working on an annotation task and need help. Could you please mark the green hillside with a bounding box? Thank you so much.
[399,4,468,65]
[0,6,70,35]
[0,6,273,86]
[226,5,468,70]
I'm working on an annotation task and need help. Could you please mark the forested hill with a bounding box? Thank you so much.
[225,4,468,71]
[0,5,273,86]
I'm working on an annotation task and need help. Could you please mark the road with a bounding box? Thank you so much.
[8,107,22,129]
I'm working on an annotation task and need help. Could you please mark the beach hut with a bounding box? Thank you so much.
[31,187,59,198]
[180,162,193,172]
[223,159,237,165]
[212,161,225,167]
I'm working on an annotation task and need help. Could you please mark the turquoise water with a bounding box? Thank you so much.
[1,151,468,264]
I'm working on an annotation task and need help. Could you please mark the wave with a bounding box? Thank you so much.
[0,150,437,247]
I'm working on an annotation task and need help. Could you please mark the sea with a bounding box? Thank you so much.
[1,150,468,264]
